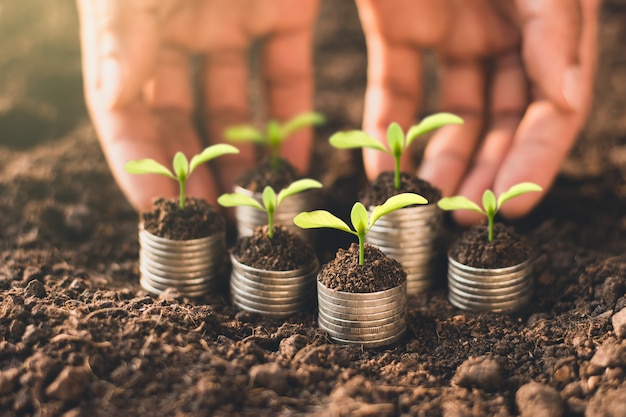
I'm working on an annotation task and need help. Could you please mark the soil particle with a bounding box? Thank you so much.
[586,386,626,417]
[45,366,91,401]
[451,356,505,392]
[612,308,626,338]
[448,223,533,269]
[318,243,406,292]
[515,381,563,417]
[232,225,316,270]
[360,171,442,207]
[249,362,291,395]
[589,339,626,368]
[235,157,303,192]
[278,334,308,360]
[24,279,46,298]
[0,368,20,395]
[142,197,225,240]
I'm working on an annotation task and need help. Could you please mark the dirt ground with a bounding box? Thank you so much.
[1,1,626,416]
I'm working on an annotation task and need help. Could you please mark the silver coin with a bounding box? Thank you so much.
[317,280,406,301]
[318,319,406,341]
[318,307,406,328]
[448,290,530,313]
[448,275,531,296]
[324,328,406,348]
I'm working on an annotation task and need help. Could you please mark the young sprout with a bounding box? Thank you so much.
[329,113,463,190]
[294,193,427,266]
[225,111,325,170]
[124,144,239,210]
[217,179,323,239]
[437,182,543,242]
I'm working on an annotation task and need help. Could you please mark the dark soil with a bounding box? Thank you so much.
[235,157,303,192]
[1,0,626,416]
[318,243,406,292]
[449,223,533,269]
[232,226,315,271]
[360,171,443,207]
[142,197,225,240]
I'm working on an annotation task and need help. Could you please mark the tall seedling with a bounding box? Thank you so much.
[225,112,325,170]
[124,144,240,209]
[329,113,463,189]
[294,193,427,265]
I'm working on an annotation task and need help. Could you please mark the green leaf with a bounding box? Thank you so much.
[267,120,282,148]
[217,193,263,210]
[293,210,354,234]
[437,196,484,214]
[406,112,464,147]
[124,159,176,179]
[482,190,497,216]
[281,112,325,139]
[189,144,239,174]
[262,186,277,213]
[370,193,428,227]
[172,152,189,180]
[329,131,388,152]
[277,179,323,206]
[224,125,265,143]
[387,122,405,158]
[497,182,543,209]
[350,202,369,235]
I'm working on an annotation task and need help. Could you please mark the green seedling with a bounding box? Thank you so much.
[218,179,323,239]
[329,113,463,190]
[294,193,427,266]
[437,182,543,242]
[124,144,239,210]
[225,111,325,170]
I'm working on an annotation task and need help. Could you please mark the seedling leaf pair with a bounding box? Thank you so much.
[294,193,428,265]
[437,182,543,242]
[225,112,325,169]
[218,179,323,238]
[124,144,240,209]
[329,113,463,189]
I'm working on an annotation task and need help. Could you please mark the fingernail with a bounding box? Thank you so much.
[102,57,124,108]
[562,66,583,112]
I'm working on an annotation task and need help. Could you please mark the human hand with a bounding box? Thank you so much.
[77,0,319,212]
[354,0,599,224]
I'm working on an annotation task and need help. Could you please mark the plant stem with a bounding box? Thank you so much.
[358,235,365,266]
[488,215,494,242]
[394,156,401,190]
[267,212,274,238]
[179,180,186,209]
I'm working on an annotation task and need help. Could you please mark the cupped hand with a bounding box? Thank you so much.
[77,0,319,211]
[355,0,599,224]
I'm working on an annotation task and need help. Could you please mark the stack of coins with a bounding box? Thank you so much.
[366,204,442,294]
[138,228,226,297]
[447,256,533,313]
[230,254,319,318]
[233,186,315,238]
[316,280,407,348]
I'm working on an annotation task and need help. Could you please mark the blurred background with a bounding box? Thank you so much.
[0,0,85,150]
[0,0,625,177]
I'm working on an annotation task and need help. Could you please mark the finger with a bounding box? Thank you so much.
[200,49,256,194]
[361,39,423,179]
[262,25,316,175]
[452,52,528,225]
[417,59,486,198]
[145,46,220,205]
[515,0,584,112]
[76,0,161,109]
[496,0,599,218]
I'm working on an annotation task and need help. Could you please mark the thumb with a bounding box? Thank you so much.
[77,0,161,109]
[516,0,585,112]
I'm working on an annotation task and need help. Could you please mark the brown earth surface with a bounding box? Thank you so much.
[2,1,626,416]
